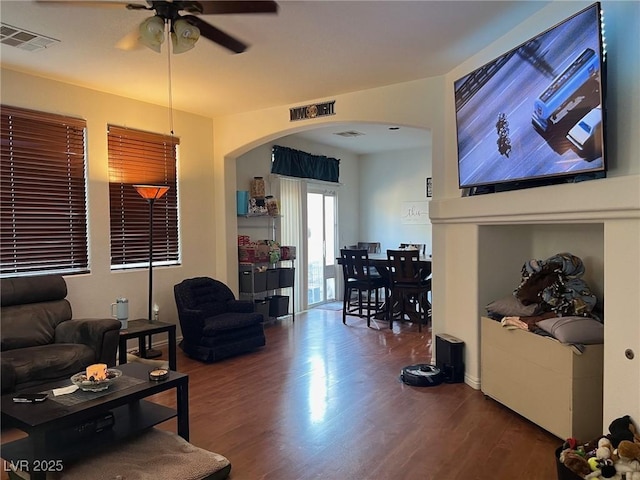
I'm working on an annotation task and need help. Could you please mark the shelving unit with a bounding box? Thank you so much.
[237,213,295,322]
[237,214,279,238]
[239,263,295,322]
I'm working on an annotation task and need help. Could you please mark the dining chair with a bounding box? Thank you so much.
[399,243,427,257]
[357,242,381,254]
[386,249,432,332]
[340,249,387,327]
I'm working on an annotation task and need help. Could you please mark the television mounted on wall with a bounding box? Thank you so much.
[454,2,606,195]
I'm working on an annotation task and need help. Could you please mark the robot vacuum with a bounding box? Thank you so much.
[400,364,444,387]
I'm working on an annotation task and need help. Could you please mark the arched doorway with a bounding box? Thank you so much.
[233,121,431,312]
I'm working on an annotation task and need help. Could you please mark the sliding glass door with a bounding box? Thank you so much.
[307,189,336,306]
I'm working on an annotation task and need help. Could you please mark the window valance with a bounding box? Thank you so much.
[271,145,339,183]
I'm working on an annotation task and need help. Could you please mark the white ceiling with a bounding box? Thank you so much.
[0,0,549,153]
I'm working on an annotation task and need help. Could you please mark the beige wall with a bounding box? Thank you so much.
[0,68,216,327]
[358,146,432,255]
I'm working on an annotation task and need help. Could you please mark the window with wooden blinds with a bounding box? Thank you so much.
[107,125,179,268]
[0,105,89,277]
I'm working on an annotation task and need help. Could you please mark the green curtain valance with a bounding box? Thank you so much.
[271,145,339,183]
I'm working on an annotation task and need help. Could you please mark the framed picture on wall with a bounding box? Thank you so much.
[426,177,433,198]
[401,201,429,225]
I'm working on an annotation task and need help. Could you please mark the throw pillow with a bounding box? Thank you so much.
[537,316,604,344]
[486,295,539,317]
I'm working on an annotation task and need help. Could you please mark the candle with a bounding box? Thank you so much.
[149,368,169,381]
[86,363,107,381]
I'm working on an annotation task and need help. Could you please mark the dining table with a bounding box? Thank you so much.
[366,252,431,275]
[337,251,432,282]
[337,251,432,323]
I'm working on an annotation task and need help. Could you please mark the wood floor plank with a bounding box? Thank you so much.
[1,307,563,479]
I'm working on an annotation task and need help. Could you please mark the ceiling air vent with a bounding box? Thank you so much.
[1,23,59,51]
[333,131,365,138]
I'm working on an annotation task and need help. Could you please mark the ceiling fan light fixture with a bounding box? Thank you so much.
[171,18,200,54]
[139,15,165,53]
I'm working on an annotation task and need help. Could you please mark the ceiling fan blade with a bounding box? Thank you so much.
[183,15,247,53]
[198,1,278,15]
[35,0,146,8]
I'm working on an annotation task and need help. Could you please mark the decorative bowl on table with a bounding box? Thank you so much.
[71,368,122,392]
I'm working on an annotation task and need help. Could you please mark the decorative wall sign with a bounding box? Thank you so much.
[401,201,429,225]
[426,177,433,198]
[290,100,335,121]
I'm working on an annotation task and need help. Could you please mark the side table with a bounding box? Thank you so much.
[119,319,177,371]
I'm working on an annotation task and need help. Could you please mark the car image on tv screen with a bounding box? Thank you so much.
[454,3,605,190]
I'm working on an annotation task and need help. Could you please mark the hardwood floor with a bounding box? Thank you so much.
[1,308,563,479]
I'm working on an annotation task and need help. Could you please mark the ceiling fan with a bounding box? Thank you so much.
[37,1,279,54]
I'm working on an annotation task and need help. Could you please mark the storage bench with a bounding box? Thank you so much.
[480,316,603,441]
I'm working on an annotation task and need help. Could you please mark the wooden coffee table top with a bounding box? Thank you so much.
[1,362,187,430]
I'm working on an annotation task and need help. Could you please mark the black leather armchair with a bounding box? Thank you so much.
[1,275,122,393]
[174,277,266,362]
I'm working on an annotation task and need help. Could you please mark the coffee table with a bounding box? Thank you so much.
[0,363,188,480]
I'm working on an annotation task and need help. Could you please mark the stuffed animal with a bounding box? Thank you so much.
[585,465,622,480]
[598,437,616,460]
[563,450,593,477]
[608,415,640,447]
[614,459,640,480]
[588,439,618,479]
[611,441,640,480]
[618,440,640,463]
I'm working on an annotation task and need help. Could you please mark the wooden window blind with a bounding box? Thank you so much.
[107,125,179,268]
[0,105,89,277]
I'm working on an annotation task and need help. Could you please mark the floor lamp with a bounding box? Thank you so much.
[134,184,169,359]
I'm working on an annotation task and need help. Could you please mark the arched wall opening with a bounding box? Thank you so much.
[216,119,433,294]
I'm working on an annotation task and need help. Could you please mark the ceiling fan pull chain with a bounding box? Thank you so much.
[166,20,175,137]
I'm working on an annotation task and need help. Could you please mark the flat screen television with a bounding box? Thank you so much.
[454,2,606,194]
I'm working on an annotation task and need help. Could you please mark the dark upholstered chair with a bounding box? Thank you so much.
[174,277,266,362]
[1,275,122,393]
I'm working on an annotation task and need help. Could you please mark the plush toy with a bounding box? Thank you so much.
[614,459,640,480]
[600,460,619,479]
[608,415,640,447]
[563,450,593,477]
[594,439,619,479]
[618,440,640,463]
[585,465,622,480]
[598,438,618,462]
[612,441,640,480]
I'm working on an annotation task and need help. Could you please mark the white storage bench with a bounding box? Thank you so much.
[480,316,603,441]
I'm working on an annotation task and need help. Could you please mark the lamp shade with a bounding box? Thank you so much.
[171,18,200,54]
[133,184,170,200]
[139,16,165,53]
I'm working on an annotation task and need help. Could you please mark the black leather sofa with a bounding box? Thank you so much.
[174,277,266,362]
[1,275,122,394]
